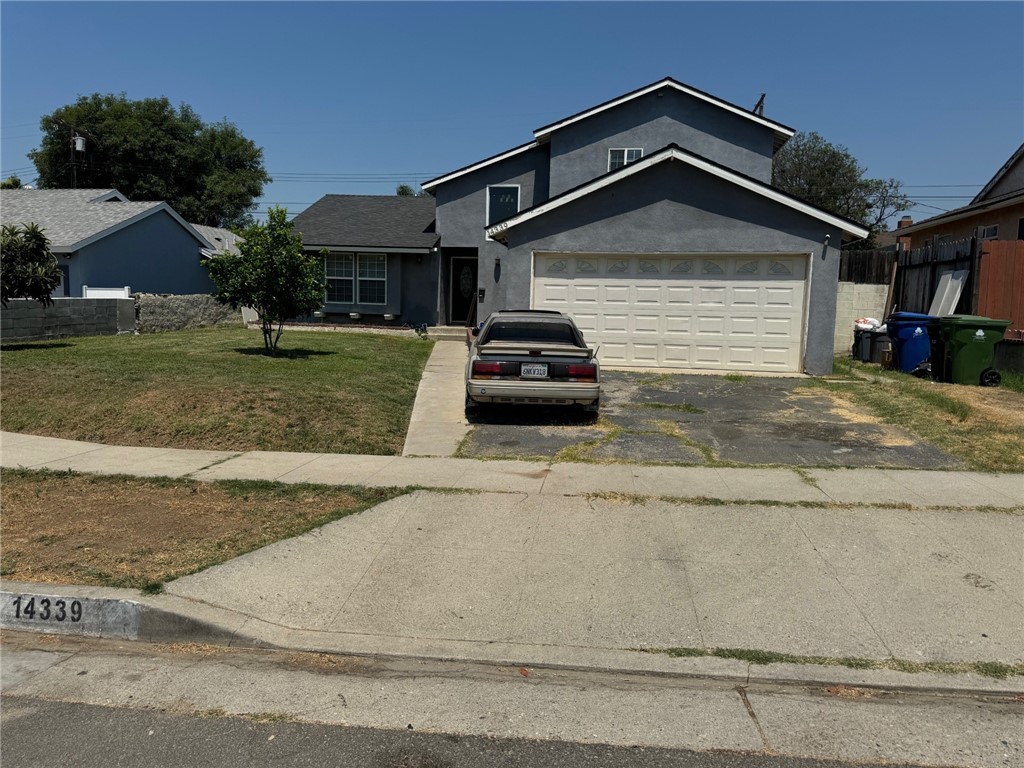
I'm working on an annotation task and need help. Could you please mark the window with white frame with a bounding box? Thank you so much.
[325,253,386,304]
[357,253,387,304]
[608,148,643,171]
[326,253,354,303]
[487,185,520,227]
[980,224,999,240]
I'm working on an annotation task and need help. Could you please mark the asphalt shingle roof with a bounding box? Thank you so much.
[291,195,437,250]
[0,188,183,252]
[190,223,242,255]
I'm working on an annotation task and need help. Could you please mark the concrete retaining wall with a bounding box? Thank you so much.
[834,282,889,355]
[1,298,135,342]
[134,293,241,334]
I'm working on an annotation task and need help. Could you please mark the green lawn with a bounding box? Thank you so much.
[1,328,433,455]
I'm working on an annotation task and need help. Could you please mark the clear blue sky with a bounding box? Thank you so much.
[2,1,1022,226]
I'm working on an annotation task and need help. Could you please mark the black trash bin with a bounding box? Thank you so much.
[852,329,872,362]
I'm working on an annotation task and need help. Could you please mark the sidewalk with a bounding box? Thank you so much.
[2,429,1022,693]
[3,430,1022,506]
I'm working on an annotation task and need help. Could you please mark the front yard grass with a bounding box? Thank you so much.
[0,469,408,591]
[0,327,433,454]
[816,358,1024,473]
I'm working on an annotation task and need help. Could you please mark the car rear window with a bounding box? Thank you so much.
[483,321,579,345]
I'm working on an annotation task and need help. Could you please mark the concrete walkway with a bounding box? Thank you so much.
[402,340,470,457]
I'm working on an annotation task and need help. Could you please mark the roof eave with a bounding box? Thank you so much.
[486,147,868,242]
[894,192,1024,235]
[421,140,541,191]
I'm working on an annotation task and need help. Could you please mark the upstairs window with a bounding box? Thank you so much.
[608,148,643,171]
[487,185,520,227]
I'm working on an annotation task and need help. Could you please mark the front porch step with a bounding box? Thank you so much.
[428,325,471,342]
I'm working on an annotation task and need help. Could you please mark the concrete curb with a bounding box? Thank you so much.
[3,580,1021,698]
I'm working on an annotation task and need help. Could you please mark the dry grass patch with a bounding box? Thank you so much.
[0,469,407,591]
[812,361,1024,473]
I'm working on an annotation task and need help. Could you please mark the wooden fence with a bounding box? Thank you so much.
[977,240,1024,340]
[892,237,977,316]
[838,248,897,284]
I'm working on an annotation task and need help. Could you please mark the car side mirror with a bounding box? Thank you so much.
[471,327,480,337]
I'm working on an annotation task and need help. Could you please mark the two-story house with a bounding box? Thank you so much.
[297,77,868,375]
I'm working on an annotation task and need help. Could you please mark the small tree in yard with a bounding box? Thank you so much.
[1,223,62,308]
[203,207,325,355]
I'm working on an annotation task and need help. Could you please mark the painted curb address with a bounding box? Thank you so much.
[1,590,140,640]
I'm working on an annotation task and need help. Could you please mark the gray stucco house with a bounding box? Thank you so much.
[0,188,216,297]
[302,77,869,374]
[290,194,439,325]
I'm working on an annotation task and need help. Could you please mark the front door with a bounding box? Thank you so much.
[450,256,478,325]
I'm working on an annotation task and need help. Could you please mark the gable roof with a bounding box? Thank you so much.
[291,194,438,251]
[0,188,212,253]
[532,77,796,151]
[420,77,795,193]
[972,142,1024,203]
[485,144,870,242]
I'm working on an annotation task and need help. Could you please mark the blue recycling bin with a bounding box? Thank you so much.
[886,312,936,373]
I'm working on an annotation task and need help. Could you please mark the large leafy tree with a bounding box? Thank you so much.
[1,223,62,308]
[772,132,912,248]
[203,207,325,355]
[29,94,270,228]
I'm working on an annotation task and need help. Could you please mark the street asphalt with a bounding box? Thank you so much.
[1,342,1021,693]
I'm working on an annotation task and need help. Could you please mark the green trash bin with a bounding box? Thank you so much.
[937,315,1011,386]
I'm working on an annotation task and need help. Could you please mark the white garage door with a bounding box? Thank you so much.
[532,253,808,372]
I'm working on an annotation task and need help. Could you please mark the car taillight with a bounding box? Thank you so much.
[472,361,503,377]
[567,364,597,380]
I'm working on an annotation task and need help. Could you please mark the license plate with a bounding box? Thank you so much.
[520,363,548,379]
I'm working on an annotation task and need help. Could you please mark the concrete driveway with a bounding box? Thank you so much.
[461,371,962,469]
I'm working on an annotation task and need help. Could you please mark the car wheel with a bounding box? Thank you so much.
[465,393,479,419]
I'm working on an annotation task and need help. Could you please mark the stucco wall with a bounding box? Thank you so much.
[434,145,549,251]
[1,298,135,341]
[69,210,214,296]
[546,88,776,196]
[833,282,889,354]
[488,161,843,375]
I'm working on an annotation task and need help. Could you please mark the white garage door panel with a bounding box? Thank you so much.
[533,254,807,372]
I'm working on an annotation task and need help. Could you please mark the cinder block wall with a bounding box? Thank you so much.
[833,282,889,355]
[1,298,135,341]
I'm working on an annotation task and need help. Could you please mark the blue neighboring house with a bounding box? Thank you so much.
[300,77,870,374]
[0,188,216,297]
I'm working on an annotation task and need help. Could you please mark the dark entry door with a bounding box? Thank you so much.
[450,257,478,325]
